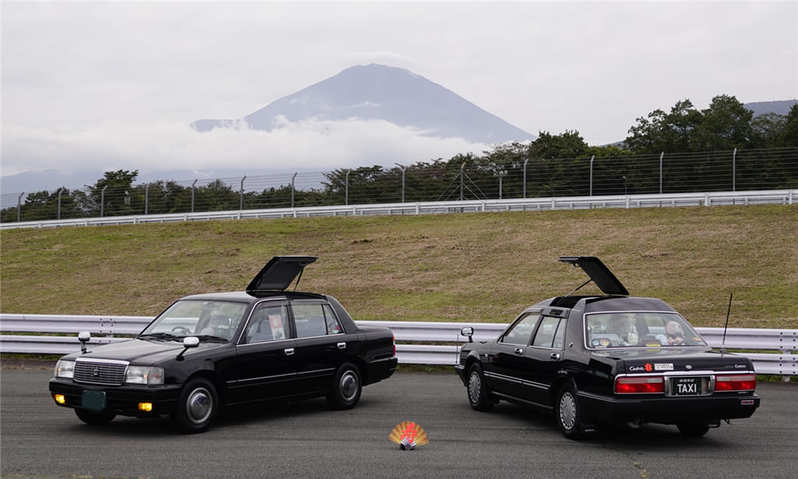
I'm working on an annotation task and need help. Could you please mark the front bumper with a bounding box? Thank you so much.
[454,364,467,384]
[577,390,760,425]
[49,378,181,417]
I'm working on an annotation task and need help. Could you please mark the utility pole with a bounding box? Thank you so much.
[240,176,246,210]
[191,179,198,213]
[17,192,24,222]
[290,172,298,208]
[395,163,406,203]
[100,185,108,217]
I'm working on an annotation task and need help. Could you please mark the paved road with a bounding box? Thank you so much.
[2,366,797,479]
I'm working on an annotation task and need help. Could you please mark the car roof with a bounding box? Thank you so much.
[523,295,676,314]
[179,290,327,303]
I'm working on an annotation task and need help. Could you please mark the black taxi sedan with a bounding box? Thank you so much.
[455,256,760,439]
[49,256,397,433]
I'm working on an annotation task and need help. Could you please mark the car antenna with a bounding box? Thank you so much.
[721,290,733,354]
[566,278,592,296]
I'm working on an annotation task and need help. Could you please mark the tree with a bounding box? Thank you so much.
[87,170,139,216]
[625,99,702,153]
[692,95,754,150]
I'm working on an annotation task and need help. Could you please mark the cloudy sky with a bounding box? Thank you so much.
[2,1,797,186]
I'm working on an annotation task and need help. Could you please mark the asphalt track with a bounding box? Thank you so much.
[2,366,797,479]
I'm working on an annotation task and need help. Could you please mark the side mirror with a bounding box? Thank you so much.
[177,336,199,360]
[460,327,474,343]
[78,331,91,353]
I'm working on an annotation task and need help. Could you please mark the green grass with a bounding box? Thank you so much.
[1,205,796,328]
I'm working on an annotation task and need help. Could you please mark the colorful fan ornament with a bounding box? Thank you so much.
[388,421,429,450]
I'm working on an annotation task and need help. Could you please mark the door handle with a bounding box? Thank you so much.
[284,348,295,356]
[550,352,561,360]
[514,347,524,355]
[337,342,347,350]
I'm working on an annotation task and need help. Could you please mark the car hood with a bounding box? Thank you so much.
[70,339,227,365]
[592,347,753,373]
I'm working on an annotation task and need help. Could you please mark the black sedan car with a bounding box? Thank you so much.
[455,256,760,439]
[50,256,397,433]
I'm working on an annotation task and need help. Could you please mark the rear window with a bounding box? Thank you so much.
[585,312,706,349]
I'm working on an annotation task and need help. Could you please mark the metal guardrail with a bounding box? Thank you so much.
[1,189,795,230]
[1,314,795,375]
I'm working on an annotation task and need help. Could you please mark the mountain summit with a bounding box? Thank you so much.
[191,64,532,144]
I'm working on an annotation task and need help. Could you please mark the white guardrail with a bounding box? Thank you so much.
[0,314,795,376]
[1,189,795,230]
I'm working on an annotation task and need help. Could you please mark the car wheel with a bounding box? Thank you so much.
[327,363,362,410]
[74,408,115,425]
[173,377,218,434]
[555,385,585,439]
[677,423,710,438]
[466,363,493,411]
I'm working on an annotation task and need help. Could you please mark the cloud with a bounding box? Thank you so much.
[1,119,488,177]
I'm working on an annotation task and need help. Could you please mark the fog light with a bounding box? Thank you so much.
[138,402,153,412]
[54,394,66,405]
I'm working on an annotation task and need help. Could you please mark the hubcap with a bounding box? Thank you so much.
[340,371,359,401]
[468,371,482,404]
[186,387,213,424]
[559,391,577,430]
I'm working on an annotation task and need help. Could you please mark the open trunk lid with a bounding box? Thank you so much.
[559,256,629,296]
[246,256,317,293]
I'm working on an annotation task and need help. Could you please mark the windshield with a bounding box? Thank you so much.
[585,312,706,349]
[140,300,248,342]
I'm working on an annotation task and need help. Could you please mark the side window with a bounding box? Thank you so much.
[292,303,327,338]
[244,303,288,343]
[532,316,561,348]
[552,318,566,349]
[322,304,343,334]
[501,314,539,345]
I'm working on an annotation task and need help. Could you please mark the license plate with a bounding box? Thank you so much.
[672,377,700,396]
[81,390,106,411]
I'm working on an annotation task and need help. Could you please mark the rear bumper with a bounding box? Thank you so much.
[365,357,397,385]
[577,390,760,425]
[49,378,181,417]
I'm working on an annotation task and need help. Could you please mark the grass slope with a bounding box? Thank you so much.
[1,205,796,328]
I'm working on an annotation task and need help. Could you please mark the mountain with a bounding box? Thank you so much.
[744,99,797,117]
[191,64,533,144]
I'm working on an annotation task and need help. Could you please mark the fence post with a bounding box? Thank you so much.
[732,148,737,191]
[659,152,664,194]
[56,188,63,220]
[291,172,297,209]
[589,155,595,196]
[498,171,506,199]
[523,158,529,198]
[17,192,24,222]
[240,176,246,211]
[144,183,149,215]
[345,170,350,206]
[191,179,197,213]
[100,185,108,217]
[395,163,406,203]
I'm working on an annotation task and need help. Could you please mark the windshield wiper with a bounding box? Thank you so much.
[193,335,229,343]
[138,332,182,341]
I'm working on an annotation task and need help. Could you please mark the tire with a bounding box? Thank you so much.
[74,408,115,426]
[555,384,585,439]
[327,363,362,410]
[466,363,493,411]
[677,423,710,438]
[172,377,218,434]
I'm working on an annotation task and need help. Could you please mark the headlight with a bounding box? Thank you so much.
[54,359,75,379]
[125,366,164,385]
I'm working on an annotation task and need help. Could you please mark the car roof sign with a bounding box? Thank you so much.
[246,256,318,292]
[558,256,629,296]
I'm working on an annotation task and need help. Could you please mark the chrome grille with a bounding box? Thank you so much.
[73,359,128,386]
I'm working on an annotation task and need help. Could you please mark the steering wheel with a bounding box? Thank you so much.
[171,326,190,336]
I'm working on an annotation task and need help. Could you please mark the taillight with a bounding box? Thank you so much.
[615,375,665,394]
[392,333,396,357]
[715,374,756,391]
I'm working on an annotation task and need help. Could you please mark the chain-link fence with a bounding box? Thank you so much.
[2,147,797,223]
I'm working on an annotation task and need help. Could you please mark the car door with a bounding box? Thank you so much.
[485,313,540,398]
[227,301,297,403]
[290,301,345,395]
[523,315,567,405]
